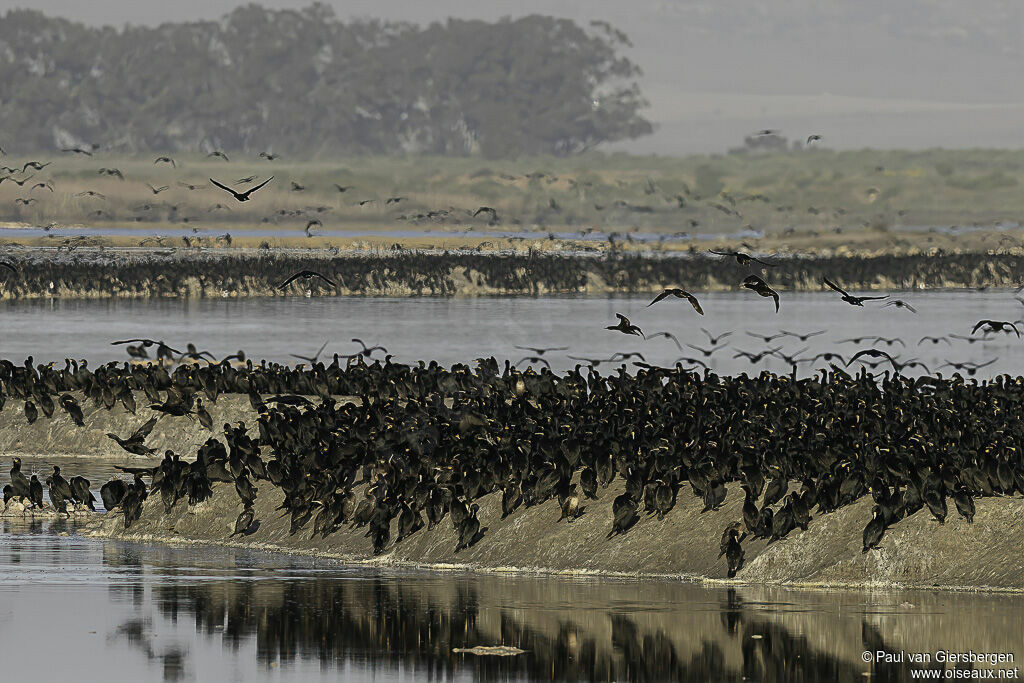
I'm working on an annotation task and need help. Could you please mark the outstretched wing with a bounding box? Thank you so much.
[245,176,275,195]
[822,277,848,296]
[684,292,704,315]
[312,271,337,287]
[209,178,237,196]
[131,416,159,442]
[647,291,671,307]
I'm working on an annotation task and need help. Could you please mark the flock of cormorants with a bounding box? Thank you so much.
[2,327,1023,577]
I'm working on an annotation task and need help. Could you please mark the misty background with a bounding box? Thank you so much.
[3,0,1024,154]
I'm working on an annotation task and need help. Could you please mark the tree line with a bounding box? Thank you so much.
[0,4,652,158]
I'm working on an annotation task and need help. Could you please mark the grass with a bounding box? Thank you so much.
[2,148,1024,249]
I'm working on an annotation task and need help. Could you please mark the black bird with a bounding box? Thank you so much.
[823,277,889,306]
[741,275,780,312]
[862,505,885,552]
[207,151,230,161]
[210,176,273,202]
[647,331,683,350]
[62,147,93,156]
[725,528,745,578]
[733,347,783,363]
[473,206,498,221]
[746,331,788,343]
[709,249,777,267]
[806,134,823,144]
[606,313,644,338]
[847,349,898,371]
[154,156,176,168]
[883,300,917,313]
[28,475,44,508]
[258,152,280,161]
[646,288,704,314]
[145,183,169,195]
[277,270,336,289]
[918,335,950,346]
[513,345,569,355]
[291,340,329,364]
[780,330,826,342]
[231,506,255,536]
[972,320,1020,337]
[350,339,388,357]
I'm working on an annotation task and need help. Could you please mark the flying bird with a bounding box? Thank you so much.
[207,151,230,161]
[145,183,169,194]
[823,277,889,306]
[709,250,777,267]
[883,300,917,314]
[741,275,780,312]
[606,313,644,338]
[806,134,823,144]
[210,176,273,202]
[972,320,1020,337]
[154,156,176,168]
[646,288,703,314]
[277,270,336,289]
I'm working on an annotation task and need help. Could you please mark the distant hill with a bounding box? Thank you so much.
[0,5,652,158]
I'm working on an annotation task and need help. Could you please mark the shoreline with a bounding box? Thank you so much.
[0,245,1020,299]
[75,479,1024,594]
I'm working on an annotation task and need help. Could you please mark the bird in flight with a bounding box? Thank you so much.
[646,288,703,314]
[781,330,826,342]
[742,275,780,312]
[823,277,889,306]
[154,156,176,168]
[259,152,280,161]
[709,250,777,267]
[918,335,950,346]
[145,183,169,195]
[806,134,823,144]
[291,340,329,364]
[972,320,1020,337]
[210,176,273,202]
[606,313,645,338]
[207,151,230,161]
[883,300,917,313]
[513,345,569,355]
[700,329,733,345]
[647,331,683,350]
[847,349,899,371]
[277,270,336,289]
[62,146,93,156]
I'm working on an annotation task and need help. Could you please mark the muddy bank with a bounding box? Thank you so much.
[0,392,260,458]
[84,476,1024,591]
[0,247,1021,300]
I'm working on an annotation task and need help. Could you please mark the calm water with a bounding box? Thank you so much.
[4,293,1024,681]
[0,291,1021,378]
[1,518,1021,683]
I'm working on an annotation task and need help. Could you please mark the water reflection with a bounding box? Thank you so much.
[0,523,1020,682]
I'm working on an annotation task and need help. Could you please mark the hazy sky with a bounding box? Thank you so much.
[6,0,1024,154]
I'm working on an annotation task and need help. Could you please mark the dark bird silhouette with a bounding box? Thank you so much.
[145,183,169,195]
[647,331,683,350]
[780,330,826,342]
[972,320,1020,337]
[709,249,777,267]
[741,275,780,312]
[62,146,93,156]
[883,300,917,313]
[210,176,273,202]
[234,175,258,185]
[291,340,329,364]
[258,152,280,161]
[153,156,176,168]
[106,417,159,456]
[277,270,336,289]
[806,134,823,144]
[207,151,230,161]
[847,349,898,371]
[513,345,569,355]
[606,313,644,338]
[647,288,703,314]
[823,277,889,306]
[918,335,950,346]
